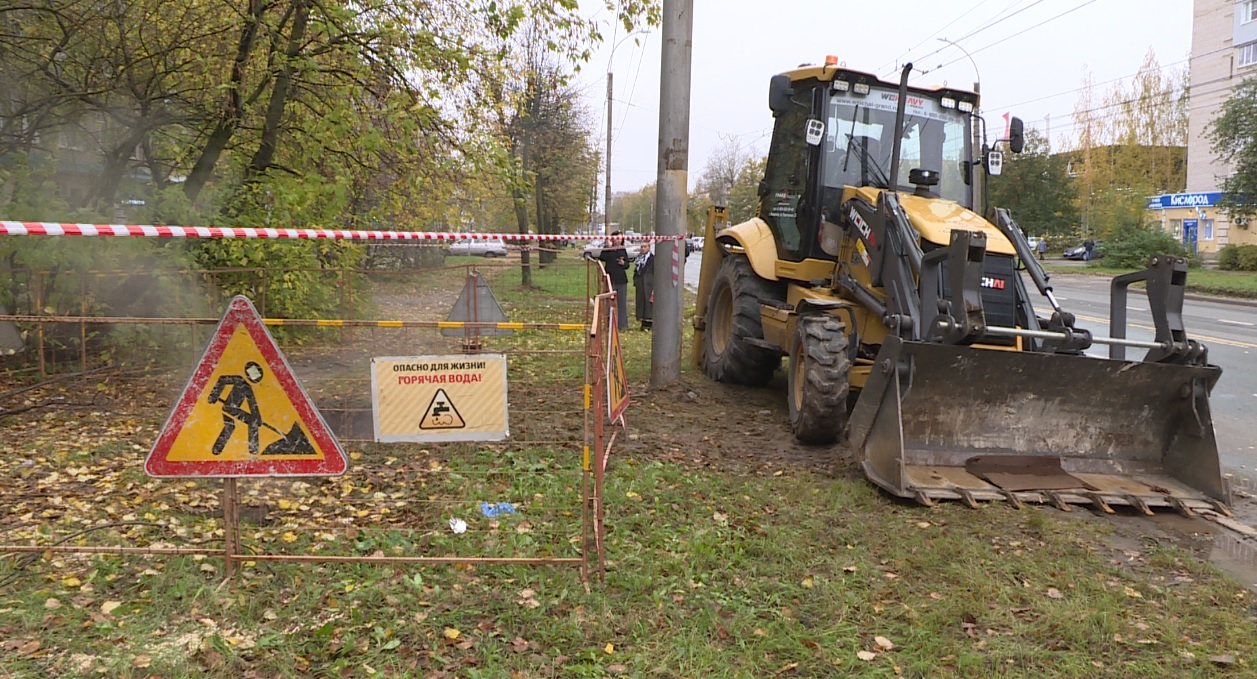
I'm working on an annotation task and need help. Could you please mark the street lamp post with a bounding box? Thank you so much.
[937,38,985,211]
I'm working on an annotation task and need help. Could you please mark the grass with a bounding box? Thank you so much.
[1043,261,1257,299]
[3,252,1257,677]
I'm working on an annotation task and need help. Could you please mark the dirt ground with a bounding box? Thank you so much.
[6,261,1257,591]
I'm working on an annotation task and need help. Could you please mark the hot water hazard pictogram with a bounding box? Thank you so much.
[145,296,348,477]
[419,388,465,429]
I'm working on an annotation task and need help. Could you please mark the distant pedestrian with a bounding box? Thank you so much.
[598,231,632,331]
[633,244,655,331]
[1083,238,1095,262]
[1036,238,1047,261]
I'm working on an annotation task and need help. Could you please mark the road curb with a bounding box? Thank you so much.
[1184,292,1257,309]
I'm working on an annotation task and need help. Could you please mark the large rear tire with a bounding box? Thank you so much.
[702,255,782,385]
[788,315,850,444]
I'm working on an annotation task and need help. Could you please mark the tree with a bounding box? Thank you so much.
[1064,51,1188,239]
[1210,76,1257,221]
[987,128,1078,239]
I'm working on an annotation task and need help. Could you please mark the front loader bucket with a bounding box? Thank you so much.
[847,337,1229,513]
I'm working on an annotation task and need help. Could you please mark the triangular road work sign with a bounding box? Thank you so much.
[441,271,512,336]
[419,388,466,430]
[145,296,348,477]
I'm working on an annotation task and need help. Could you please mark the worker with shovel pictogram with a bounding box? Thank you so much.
[208,361,315,456]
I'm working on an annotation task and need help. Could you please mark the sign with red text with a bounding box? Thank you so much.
[371,355,508,442]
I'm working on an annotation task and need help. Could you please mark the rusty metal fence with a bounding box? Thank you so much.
[0,238,627,582]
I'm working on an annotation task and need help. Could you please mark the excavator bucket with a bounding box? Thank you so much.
[848,337,1229,514]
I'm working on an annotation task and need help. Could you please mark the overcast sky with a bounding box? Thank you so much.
[576,0,1194,196]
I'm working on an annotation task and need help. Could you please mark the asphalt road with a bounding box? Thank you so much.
[1042,272,1257,477]
[684,254,1257,478]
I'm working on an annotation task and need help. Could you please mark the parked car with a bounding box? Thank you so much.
[582,240,606,259]
[1062,242,1105,261]
[687,236,704,252]
[450,238,509,257]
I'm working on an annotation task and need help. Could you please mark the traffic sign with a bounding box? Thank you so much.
[371,355,508,443]
[607,307,628,423]
[145,296,348,477]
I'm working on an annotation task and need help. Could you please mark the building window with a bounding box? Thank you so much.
[1203,219,1214,241]
[1241,42,1257,68]
[1169,219,1182,237]
[1246,1,1257,24]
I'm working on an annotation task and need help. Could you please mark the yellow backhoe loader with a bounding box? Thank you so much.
[692,60,1229,514]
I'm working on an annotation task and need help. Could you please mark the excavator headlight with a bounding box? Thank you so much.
[958,100,974,113]
[832,79,850,92]
[853,82,870,95]
[940,97,957,109]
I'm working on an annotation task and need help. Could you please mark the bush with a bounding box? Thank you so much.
[1218,244,1257,271]
[1102,226,1187,269]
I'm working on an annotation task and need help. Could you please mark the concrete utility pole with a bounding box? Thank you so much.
[650,0,693,386]
[604,71,613,235]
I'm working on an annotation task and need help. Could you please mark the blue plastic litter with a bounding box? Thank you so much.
[480,502,518,518]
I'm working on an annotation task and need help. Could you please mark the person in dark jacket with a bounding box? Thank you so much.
[598,231,632,330]
[633,244,655,330]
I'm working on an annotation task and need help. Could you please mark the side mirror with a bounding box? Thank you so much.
[769,74,794,118]
[987,150,1004,176]
[1008,116,1024,154]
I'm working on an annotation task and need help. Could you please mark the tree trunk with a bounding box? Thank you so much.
[246,0,308,182]
[183,0,267,202]
[513,188,532,287]
[88,128,147,209]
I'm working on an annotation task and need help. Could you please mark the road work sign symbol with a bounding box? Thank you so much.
[145,296,348,478]
[420,388,465,429]
[371,354,508,443]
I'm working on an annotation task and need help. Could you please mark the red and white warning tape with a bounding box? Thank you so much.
[0,221,685,242]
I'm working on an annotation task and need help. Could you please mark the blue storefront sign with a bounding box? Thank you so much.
[1146,192,1223,210]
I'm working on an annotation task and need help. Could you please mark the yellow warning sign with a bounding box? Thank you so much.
[420,388,465,429]
[145,296,347,477]
[372,355,508,443]
[607,307,629,422]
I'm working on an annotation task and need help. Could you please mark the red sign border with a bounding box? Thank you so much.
[144,296,349,477]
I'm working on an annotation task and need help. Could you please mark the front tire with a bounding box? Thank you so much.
[787,315,850,444]
[702,255,782,385]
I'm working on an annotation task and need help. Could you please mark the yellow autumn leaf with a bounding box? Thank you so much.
[277,499,295,510]
[801,576,815,589]
[61,576,82,588]
[604,642,615,654]
[282,532,298,543]
[101,601,123,615]
[349,451,363,461]
[443,628,460,640]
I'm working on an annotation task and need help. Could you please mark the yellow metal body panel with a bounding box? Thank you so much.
[717,218,779,281]
[899,194,1016,255]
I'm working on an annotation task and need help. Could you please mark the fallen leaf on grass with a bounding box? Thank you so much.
[100,601,122,615]
[607,664,627,675]
[843,566,857,573]
[801,576,814,589]
[511,637,529,653]
[44,598,61,610]
[132,654,152,668]
[604,642,615,654]
[1122,586,1143,599]
[443,628,460,641]
[857,650,877,661]
[875,636,895,651]
[1046,588,1064,599]
[1209,654,1236,666]
[61,576,82,588]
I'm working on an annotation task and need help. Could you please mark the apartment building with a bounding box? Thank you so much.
[1150,0,1257,256]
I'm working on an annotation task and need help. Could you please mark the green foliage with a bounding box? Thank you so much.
[988,128,1078,238]
[1217,244,1257,271]
[1102,225,1186,269]
[1210,76,1257,221]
